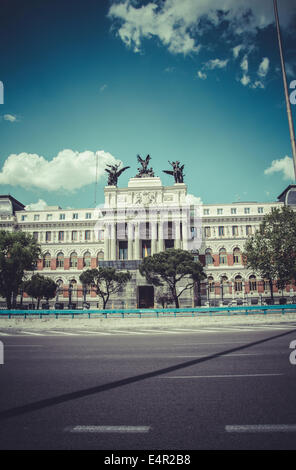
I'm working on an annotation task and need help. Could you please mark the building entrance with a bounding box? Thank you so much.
[138,286,154,308]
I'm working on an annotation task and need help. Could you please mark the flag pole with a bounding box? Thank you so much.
[273,0,296,180]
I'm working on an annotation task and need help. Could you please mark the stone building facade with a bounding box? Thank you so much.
[1,180,296,309]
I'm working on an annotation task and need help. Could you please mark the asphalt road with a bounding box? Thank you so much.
[0,326,296,450]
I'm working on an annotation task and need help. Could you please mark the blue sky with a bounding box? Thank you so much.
[0,0,296,209]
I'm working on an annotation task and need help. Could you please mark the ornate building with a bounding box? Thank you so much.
[1,164,296,309]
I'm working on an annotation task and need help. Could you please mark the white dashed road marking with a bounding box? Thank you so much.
[225,424,296,433]
[66,425,151,434]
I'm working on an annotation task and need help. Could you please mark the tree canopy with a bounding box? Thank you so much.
[139,248,206,308]
[243,206,296,302]
[24,274,57,309]
[0,230,41,308]
[79,267,132,309]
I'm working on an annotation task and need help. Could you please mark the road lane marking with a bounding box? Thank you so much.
[225,424,296,433]
[66,425,151,433]
[19,331,45,336]
[161,373,284,379]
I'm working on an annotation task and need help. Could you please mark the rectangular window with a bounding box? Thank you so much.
[203,209,209,215]
[119,241,128,260]
[244,207,250,214]
[45,231,51,242]
[33,232,38,240]
[232,225,238,236]
[59,213,65,220]
[21,215,27,221]
[34,214,40,221]
[98,230,104,241]
[190,227,197,239]
[58,231,64,241]
[72,213,78,220]
[258,207,264,214]
[217,208,223,215]
[46,214,52,221]
[142,240,151,258]
[85,212,92,219]
[218,226,224,236]
[204,226,211,238]
[231,208,237,215]
[85,230,91,241]
[72,231,77,241]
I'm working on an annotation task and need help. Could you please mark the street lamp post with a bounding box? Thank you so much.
[274,0,296,180]
[68,284,73,309]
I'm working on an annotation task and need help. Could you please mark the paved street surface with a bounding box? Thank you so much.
[0,324,296,450]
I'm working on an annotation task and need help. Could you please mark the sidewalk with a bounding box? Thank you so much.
[1,312,296,331]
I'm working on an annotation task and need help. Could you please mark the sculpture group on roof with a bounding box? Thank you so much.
[105,155,185,186]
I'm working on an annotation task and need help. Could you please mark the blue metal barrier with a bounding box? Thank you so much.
[0,304,296,318]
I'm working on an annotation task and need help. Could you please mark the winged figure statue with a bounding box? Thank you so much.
[105,163,130,186]
[163,160,185,183]
[135,154,155,177]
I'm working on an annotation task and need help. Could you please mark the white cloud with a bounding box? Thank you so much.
[240,56,248,72]
[233,44,244,59]
[264,155,294,180]
[250,80,265,89]
[204,58,229,70]
[0,149,121,191]
[240,74,251,86]
[197,70,207,80]
[108,0,296,56]
[258,57,270,78]
[3,114,18,122]
[25,199,49,211]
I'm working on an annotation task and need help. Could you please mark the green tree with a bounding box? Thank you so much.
[23,274,57,309]
[0,231,41,309]
[79,267,132,309]
[243,206,296,303]
[139,248,206,308]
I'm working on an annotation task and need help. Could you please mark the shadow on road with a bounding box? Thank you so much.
[0,329,295,421]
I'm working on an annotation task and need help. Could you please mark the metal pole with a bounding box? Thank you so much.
[274,0,296,180]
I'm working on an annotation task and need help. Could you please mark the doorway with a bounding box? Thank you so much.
[138,286,154,308]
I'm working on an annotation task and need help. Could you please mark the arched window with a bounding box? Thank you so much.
[249,275,257,291]
[83,251,91,267]
[219,248,227,265]
[97,251,104,263]
[56,252,64,268]
[70,252,78,268]
[233,248,241,264]
[43,252,51,268]
[234,275,243,292]
[69,279,77,294]
[208,276,215,293]
[205,249,213,265]
[56,279,64,296]
[221,275,229,293]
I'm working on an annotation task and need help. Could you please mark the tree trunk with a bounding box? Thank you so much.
[6,291,12,310]
[269,278,274,304]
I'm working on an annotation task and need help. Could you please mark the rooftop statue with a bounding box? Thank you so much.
[135,154,155,178]
[105,163,130,186]
[163,160,185,183]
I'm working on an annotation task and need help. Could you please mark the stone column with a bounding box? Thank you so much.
[110,223,116,260]
[158,221,164,252]
[134,223,140,259]
[174,219,181,249]
[151,222,157,255]
[104,225,110,260]
[182,218,188,250]
[128,223,133,260]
